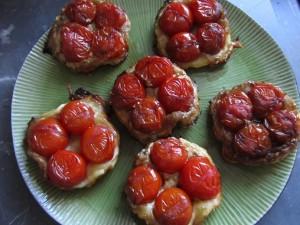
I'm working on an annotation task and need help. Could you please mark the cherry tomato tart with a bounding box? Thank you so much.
[26,88,120,189]
[110,55,200,144]
[126,137,222,225]
[155,0,241,69]
[45,0,130,73]
[210,81,300,165]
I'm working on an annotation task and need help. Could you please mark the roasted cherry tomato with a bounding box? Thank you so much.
[27,117,69,157]
[47,150,87,188]
[159,3,193,36]
[248,83,285,118]
[60,100,95,135]
[150,137,188,173]
[131,98,165,133]
[189,0,222,24]
[127,165,162,205]
[65,0,96,25]
[217,90,253,131]
[111,73,146,110]
[158,76,194,113]
[179,156,221,200]
[153,187,193,225]
[60,23,93,62]
[92,27,127,60]
[95,2,126,30]
[196,22,225,54]
[81,125,116,163]
[265,110,297,143]
[167,32,201,62]
[134,56,174,87]
[234,123,272,157]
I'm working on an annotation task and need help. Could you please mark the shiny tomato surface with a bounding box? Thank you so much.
[153,187,193,225]
[81,125,116,163]
[27,117,69,157]
[189,0,222,24]
[127,165,162,205]
[179,156,221,200]
[65,0,96,25]
[47,150,87,188]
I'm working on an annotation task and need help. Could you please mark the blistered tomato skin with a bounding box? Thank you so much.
[81,125,116,163]
[159,3,193,37]
[189,0,222,24]
[65,0,96,25]
[158,76,194,113]
[60,23,93,62]
[127,165,162,205]
[111,73,146,110]
[196,22,225,54]
[265,110,298,143]
[27,117,69,157]
[234,123,272,157]
[179,156,221,200]
[248,83,285,118]
[131,98,166,134]
[217,90,253,131]
[150,137,188,173]
[167,32,201,63]
[91,27,127,60]
[60,100,95,135]
[134,56,174,87]
[95,2,126,30]
[153,188,193,225]
[47,150,87,188]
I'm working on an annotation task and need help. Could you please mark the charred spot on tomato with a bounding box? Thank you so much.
[264,110,298,144]
[234,122,272,157]
[217,90,253,131]
[159,2,193,36]
[188,0,222,24]
[111,73,146,110]
[196,22,225,54]
[167,32,201,63]
[65,0,96,25]
[131,98,166,134]
[126,165,162,205]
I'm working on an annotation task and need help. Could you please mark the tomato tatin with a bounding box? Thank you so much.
[45,0,130,73]
[110,55,200,144]
[155,0,241,69]
[126,137,222,225]
[26,88,119,189]
[210,81,300,165]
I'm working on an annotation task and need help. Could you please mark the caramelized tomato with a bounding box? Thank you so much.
[134,56,174,87]
[153,188,192,225]
[81,125,116,163]
[47,150,87,188]
[167,32,201,62]
[217,90,253,131]
[65,0,96,25]
[127,165,162,205]
[234,123,271,157]
[196,22,225,54]
[60,23,93,62]
[265,110,297,143]
[150,137,188,173]
[60,100,95,135]
[27,117,69,157]
[189,0,222,24]
[131,98,165,134]
[111,73,146,110]
[248,83,285,118]
[179,156,221,200]
[95,2,126,30]
[159,3,193,36]
[158,76,194,113]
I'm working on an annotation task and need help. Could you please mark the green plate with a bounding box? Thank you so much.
[12,0,299,224]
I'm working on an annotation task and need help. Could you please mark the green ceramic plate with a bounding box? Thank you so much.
[12,0,299,224]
